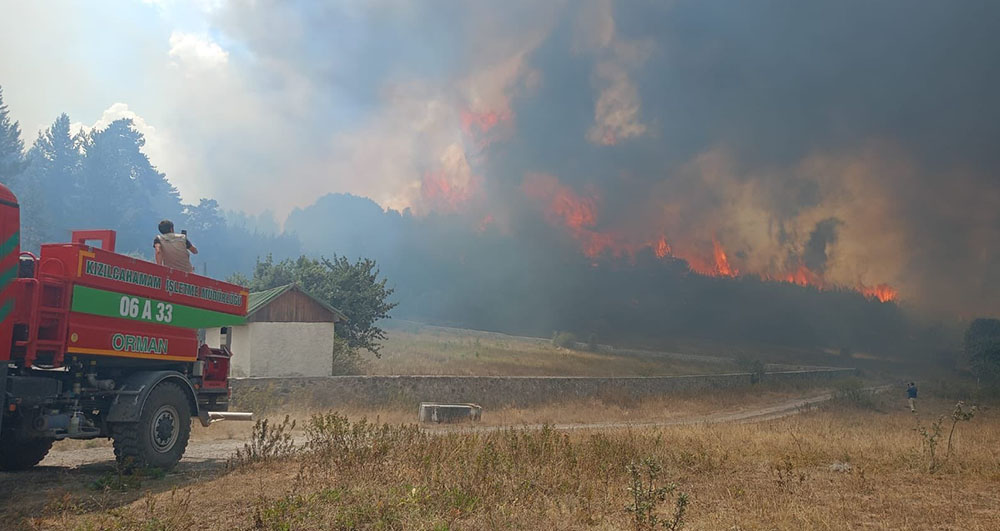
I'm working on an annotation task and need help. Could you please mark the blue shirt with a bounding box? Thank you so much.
[907,387,917,398]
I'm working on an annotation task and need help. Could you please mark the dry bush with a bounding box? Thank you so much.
[227,415,297,469]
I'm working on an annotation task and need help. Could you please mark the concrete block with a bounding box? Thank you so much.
[419,402,482,424]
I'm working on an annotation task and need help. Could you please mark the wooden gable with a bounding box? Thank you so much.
[247,288,339,323]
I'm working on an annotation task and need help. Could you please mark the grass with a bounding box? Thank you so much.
[370,321,739,376]
[19,392,1000,530]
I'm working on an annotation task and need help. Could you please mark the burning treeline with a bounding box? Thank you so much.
[415,121,904,309]
[520,171,897,303]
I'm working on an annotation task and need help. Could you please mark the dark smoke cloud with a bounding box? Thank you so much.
[803,219,842,275]
[221,0,999,318]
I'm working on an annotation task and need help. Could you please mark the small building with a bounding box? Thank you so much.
[205,284,347,377]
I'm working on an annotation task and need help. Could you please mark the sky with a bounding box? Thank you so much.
[1,0,999,317]
[2,0,372,214]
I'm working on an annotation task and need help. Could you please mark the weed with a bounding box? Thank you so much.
[228,415,297,469]
[772,455,808,490]
[624,456,688,531]
[89,462,164,492]
[946,401,977,458]
[915,415,944,472]
[251,493,306,531]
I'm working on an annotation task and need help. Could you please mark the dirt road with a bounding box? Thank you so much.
[427,385,892,434]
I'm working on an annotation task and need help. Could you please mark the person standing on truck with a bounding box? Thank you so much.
[154,219,198,272]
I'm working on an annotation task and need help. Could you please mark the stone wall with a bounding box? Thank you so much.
[231,368,856,410]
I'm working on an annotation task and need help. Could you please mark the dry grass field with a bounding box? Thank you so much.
[10,390,1000,530]
[369,322,740,376]
[45,379,838,456]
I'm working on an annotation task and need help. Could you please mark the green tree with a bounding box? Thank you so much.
[79,118,183,253]
[18,113,85,248]
[243,255,397,355]
[964,318,1000,388]
[185,198,227,233]
[0,86,26,186]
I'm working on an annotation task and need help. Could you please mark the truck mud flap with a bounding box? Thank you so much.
[106,371,199,423]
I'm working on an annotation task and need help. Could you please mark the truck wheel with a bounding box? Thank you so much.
[112,382,191,471]
[0,435,54,471]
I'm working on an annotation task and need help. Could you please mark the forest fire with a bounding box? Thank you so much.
[522,173,898,303]
[779,264,825,288]
[859,283,899,303]
[522,173,597,230]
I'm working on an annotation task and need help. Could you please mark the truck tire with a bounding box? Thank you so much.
[112,382,191,471]
[0,436,54,471]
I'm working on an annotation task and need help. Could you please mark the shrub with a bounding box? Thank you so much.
[625,456,688,531]
[304,412,422,469]
[228,415,297,469]
[332,337,367,375]
[964,318,1000,388]
[832,378,878,410]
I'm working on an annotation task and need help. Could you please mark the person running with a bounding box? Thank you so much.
[153,219,198,272]
[906,382,918,412]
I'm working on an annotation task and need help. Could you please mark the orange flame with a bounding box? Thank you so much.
[421,170,476,212]
[779,264,825,288]
[859,283,898,303]
[712,238,737,277]
[654,236,671,258]
[675,239,738,278]
[523,173,598,230]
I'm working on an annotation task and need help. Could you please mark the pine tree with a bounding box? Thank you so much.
[80,118,183,254]
[185,198,226,233]
[17,114,85,247]
[0,86,26,186]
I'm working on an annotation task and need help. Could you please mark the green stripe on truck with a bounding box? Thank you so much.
[0,264,16,290]
[0,299,12,324]
[71,285,246,329]
[0,231,18,259]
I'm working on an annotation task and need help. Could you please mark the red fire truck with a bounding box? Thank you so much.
[0,183,251,471]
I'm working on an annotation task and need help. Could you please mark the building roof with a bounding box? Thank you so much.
[247,284,348,322]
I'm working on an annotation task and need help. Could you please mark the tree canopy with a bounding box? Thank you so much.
[0,86,26,188]
[0,95,302,278]
[964,318,1000,386]
[236,255,397,355]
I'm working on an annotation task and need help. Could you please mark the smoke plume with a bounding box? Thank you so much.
[244,0,999,318]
